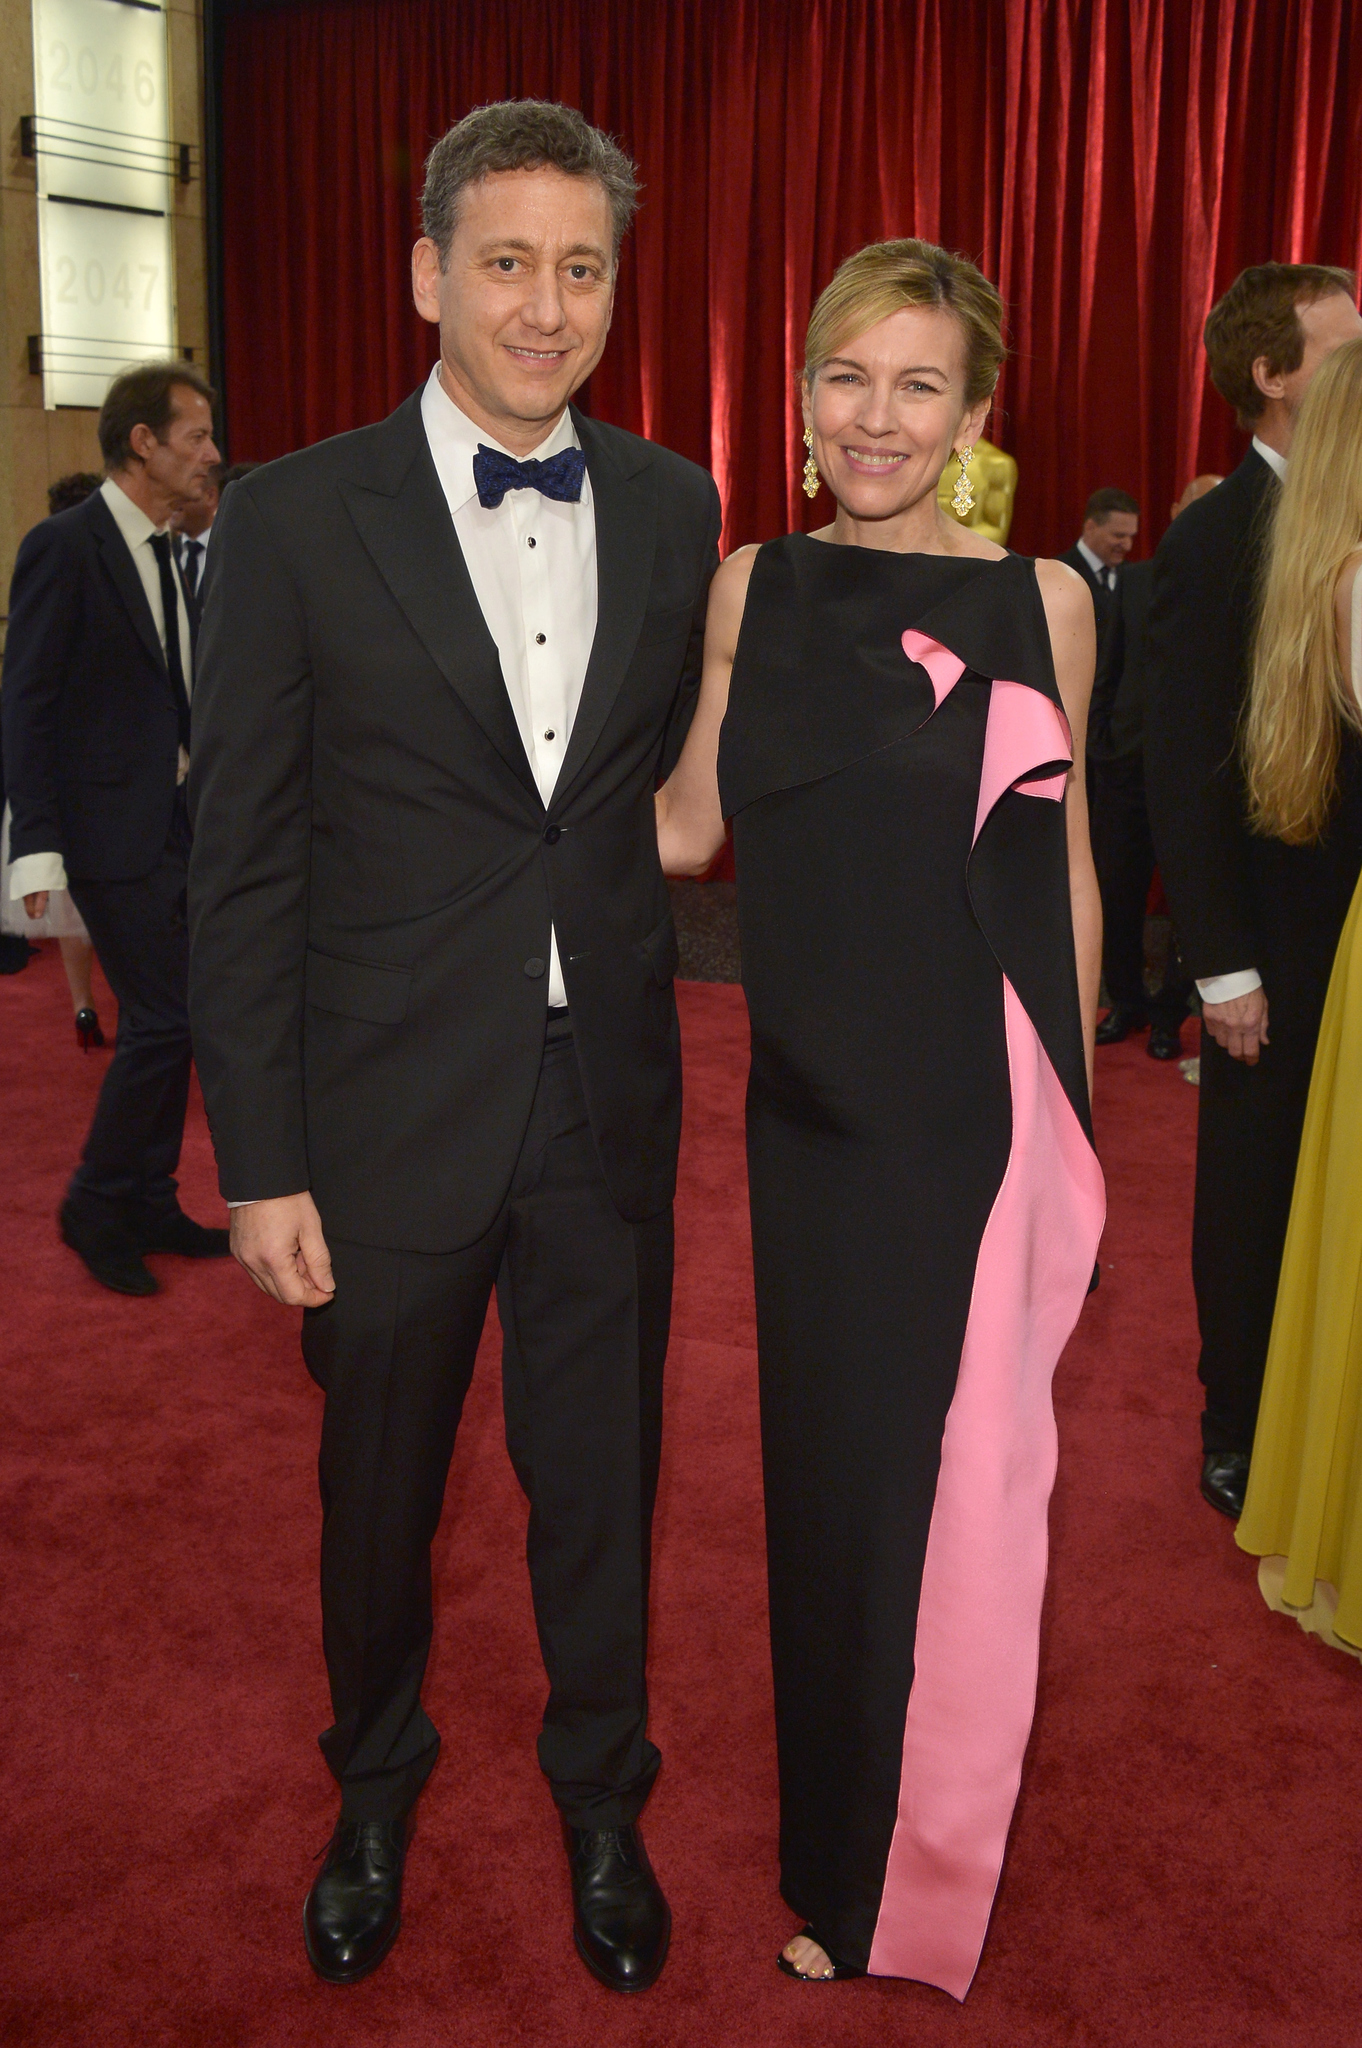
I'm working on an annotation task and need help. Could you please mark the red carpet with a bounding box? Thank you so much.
[4,944,1361,2046]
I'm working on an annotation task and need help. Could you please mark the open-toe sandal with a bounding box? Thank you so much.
[776,1927,866,1981]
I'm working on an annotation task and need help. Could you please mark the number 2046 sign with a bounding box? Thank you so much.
[32,0,176,408]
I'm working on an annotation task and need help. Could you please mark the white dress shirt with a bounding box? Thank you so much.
[420,363,597,1009]
[1076,536,1117,592]
[1251,436,1288,482]
[8,475,194,903]
[1191,441,1287,1007]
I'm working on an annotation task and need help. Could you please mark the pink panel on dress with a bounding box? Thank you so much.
[974,677,1073,836]
[867,665,1104,1998]
[902,628,966,712]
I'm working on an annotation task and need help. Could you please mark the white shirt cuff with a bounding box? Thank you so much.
[225,1195,307,1207]
[9,850,69,900]
[1196,969,1263,1004]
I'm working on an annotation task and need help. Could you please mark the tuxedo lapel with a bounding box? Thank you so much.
[88,495,166,676]
[339,397,538,801]
[552,410,657,805]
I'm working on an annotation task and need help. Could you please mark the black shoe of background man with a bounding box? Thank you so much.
[1201,1451,1250,1519]
[136,1208,231,1257]
[564,1821,671,1993]
[1147,1022,1185,1062]
[304,1816,407,1984]
[1095,1002,1148,1046]
[59,1198,157,1296]
[0,934,37,976]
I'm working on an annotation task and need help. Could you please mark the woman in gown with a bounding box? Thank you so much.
[657,238,1104,1995]
[1,806,106,1046]
[1235,337,1362,1652]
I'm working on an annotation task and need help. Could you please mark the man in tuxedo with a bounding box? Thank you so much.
[1088,478,1220,1056]
[188,101,721,1991]
[1060,487,1140,638]
[1145,262,1362,1518]
[2,361,229,1294]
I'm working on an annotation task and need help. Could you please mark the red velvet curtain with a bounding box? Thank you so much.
[221,0,1362,557]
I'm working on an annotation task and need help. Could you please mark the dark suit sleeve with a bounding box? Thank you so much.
[1143,520,1258,980]
[658,475,722,780]
[187,483,314,1202]
[1,520,78,864]
[1086,589,1125,759]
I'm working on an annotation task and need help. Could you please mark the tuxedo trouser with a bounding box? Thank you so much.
[66,802,193,1220]
[1089,752,1193,1027]
[301,1014,673,1827]
[1194,1007,1322,1454]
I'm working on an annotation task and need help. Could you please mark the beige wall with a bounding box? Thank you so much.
[0,0,208,637]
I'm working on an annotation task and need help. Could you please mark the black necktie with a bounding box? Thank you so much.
[179,536,204,603]
[150,532,192,749]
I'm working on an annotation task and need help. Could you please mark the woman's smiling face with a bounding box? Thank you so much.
[803,303,985,522]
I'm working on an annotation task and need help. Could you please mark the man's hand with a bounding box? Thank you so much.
[23,891,49,920]
[230,1192,335,1307]
[1202,986,1270,1065]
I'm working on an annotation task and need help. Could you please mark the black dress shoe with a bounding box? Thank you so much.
[1147,1023,1184,1061]
[1201,1451,1250,1519]
[564,1822,671,1993]
[59,1200,157,1296]
[136,1210,231,1257]
[304,1817,407,1984]
[1095,1002,1148,1046]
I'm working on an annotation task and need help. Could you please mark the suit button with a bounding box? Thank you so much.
[543,824,561,844]
[524,957,545,978]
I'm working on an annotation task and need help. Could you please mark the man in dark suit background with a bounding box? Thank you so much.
[188,102,721,1992]
[1088,477,1220,1056]
[171,459,259,614]
[2,362,229,1294]
[1060,487,1141,638]
[1145,262,1362,1518]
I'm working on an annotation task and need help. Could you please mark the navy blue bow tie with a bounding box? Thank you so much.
[473,443,587,510]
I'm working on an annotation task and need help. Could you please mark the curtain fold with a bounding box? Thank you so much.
[221,0,1362,556]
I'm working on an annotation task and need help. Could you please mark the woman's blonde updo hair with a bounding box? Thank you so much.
[804,239,1007,409]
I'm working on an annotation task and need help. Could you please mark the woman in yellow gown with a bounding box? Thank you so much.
[1236,335,1362,1653]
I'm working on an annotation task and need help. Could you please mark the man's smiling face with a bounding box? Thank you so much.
[412,166,616,456]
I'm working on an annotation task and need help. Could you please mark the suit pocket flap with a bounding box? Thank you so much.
[640,914,680,986]
[305,949,411,1024]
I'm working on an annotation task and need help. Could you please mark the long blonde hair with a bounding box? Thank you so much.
[1244,334,1362,844]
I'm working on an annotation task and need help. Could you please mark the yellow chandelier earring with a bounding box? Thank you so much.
[951,444,976,519]
[802,428,820,500]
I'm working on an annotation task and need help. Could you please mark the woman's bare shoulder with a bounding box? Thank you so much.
[705,543,761,647]
[714,542,761,593]
[1033,555,1092,621]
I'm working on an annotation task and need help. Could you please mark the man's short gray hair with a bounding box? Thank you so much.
[422,100,639,267]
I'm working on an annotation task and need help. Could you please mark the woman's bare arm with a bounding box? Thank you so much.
[1035,557,1101,1101]
[656,546,758,875]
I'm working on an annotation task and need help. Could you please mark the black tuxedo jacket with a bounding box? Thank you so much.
[1144,444,1362,987]
[2,490,184,880]
[187,392,721,1252]
[1088,558,1153,762]
[1058,542,1116,639]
